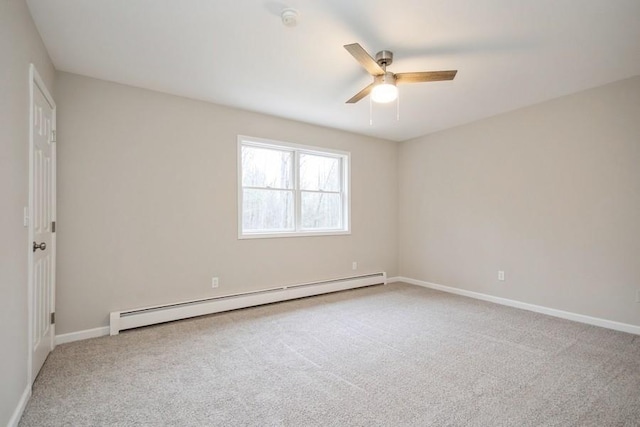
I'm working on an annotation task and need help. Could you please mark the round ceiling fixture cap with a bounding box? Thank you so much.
[281,8,299,27]
[375,50,394,67]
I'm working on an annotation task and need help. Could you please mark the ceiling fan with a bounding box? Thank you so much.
[344,43,457,104]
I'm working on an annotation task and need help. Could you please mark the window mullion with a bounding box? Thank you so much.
[340,157,345,228]
[294,149,301,232]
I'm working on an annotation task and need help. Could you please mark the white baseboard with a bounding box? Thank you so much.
[396,276,640,335]
[55,326,110,345]
[54,275,638,344]
[8,385,31,427]
[54,274,388,344]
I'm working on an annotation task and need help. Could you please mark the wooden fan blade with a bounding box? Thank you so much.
[346,83,375,103]
[395,70,458,84]
[344,43,384,76]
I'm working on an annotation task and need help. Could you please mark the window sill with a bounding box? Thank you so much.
[238,230,351,240]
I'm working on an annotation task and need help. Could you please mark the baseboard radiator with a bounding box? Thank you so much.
[110,272,386,335]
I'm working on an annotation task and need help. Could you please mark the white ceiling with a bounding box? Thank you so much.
[27,0,640,142]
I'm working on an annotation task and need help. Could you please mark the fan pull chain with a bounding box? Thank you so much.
[369,96,373,126]
[396,92,400,121]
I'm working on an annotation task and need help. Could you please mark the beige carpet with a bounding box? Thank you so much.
[20,283,640,426]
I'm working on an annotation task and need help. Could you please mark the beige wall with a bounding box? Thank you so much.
[54,72,398,334]
[0,0,55,424]
[399,75,640,326]
[3,5,637,423]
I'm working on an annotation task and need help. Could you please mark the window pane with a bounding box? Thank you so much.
[243,189,294,232]
[299,153,340,191]
[242,145,292,189]
[301,192,342,230]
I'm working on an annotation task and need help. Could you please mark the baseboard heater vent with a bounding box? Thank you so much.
[110,272,386,335]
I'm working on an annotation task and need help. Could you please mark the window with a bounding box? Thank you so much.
[238,136,350,238]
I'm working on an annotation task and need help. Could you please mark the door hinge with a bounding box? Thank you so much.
[51,130,56,143]
[50,312,55,324]
[52,221,56,233]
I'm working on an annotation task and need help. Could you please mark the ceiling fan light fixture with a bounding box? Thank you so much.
[371,72,398,103]
[371,83,398,103]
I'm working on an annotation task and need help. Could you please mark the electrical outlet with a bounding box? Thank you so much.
[211,277,219,288]
[352,261,358,270]
[498,270,505,281]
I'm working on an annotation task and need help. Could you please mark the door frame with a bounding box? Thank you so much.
[27,63,57,385]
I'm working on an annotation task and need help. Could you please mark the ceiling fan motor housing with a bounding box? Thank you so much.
[375,50,394,68]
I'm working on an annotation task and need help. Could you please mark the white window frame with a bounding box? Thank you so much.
[238,135,351,239]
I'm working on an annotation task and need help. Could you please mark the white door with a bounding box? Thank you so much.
[29,65,56,382]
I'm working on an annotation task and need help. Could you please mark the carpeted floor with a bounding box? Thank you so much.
[20,282,640,426]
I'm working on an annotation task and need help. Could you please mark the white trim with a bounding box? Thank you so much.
[30,64,56,108]
[397,276,640,336]
[386,276,401,283]
[239,230,351,239]
[27,62,35,393]
[111,272,386,335]
[55,327,111,345]
[7,385,31,427]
